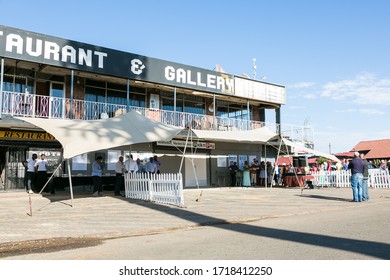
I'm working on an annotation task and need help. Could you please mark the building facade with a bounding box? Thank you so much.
[0,25,312,190]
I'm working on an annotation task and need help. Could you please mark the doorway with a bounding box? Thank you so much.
[50,82,65,118]
[2,147,28,190]
[184,155,207,187]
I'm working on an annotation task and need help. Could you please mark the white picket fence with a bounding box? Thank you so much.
[124,173,184,207]
[310,170,390,188]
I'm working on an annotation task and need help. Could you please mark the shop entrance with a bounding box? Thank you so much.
[1,147,28,190]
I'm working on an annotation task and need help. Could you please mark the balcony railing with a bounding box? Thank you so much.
[0,91,313,143]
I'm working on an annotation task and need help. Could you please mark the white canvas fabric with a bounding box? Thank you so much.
[191,126,278,143]
[282,138,340,162]
[17,111,183,159]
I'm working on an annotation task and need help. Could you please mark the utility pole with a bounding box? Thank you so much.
[253,58,257,79]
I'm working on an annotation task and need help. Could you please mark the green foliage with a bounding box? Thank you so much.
[317,157,328,165]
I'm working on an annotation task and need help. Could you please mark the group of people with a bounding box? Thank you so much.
[228,159,275,187]
[23,153,54,194]
[92,154,161,197]
[348,151,370,202]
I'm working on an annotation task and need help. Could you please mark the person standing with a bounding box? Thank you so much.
[124,154,138,173]
[343,159,349,170]
[348,151,364,202]
[136,158,144,173]
[34,154,48,193]
[114,156,126,196]
[153,155,161,174]
[92,156,103,197]
[360,153,369,201]
[242,161,251,187]
[273,162,280,186]
[228,162,238,186]
[145,157,156,174]
[24,153,37,194]
[266,161,273,187]
[250,159,258,186]
[259,161,266,186]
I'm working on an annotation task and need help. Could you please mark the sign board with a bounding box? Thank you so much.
[157,140,215,150]
[0,25,234,96]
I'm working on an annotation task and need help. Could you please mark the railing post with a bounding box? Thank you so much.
[0,58,4,119]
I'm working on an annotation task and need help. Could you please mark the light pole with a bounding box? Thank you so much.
[253,58,257,79]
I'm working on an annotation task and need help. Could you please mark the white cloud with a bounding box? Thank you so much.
[302,93,316,99]
[288,105,306,110]
[359,109,385,115]
[321,72,390,105]
[336,108,385,115]
[288,82,315,89]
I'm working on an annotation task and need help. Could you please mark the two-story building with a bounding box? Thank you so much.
[0,25,313,191]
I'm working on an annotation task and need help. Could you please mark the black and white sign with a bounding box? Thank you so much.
[0,25,234,95]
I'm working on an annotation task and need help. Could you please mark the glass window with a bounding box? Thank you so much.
[184,100,205,114]
[85,79,146,108]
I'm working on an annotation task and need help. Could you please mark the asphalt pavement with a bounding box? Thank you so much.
[1,186,390,258]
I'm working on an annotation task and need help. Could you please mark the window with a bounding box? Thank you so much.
[216,101,252,120]
[84,79,146,107]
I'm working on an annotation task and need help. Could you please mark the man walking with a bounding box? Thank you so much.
[348,151,365,202]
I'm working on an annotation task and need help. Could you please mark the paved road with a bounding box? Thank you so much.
[1,187,390,259]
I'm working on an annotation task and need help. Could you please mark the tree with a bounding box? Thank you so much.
[317,157,327,165]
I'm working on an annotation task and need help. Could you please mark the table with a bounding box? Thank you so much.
[282,174,314,187]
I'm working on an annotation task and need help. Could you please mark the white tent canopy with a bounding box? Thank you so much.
[191,126,278,143]
[16,111,183,207]
[17,111,183,159]
[191,127,339,162]
[282,138,340,162]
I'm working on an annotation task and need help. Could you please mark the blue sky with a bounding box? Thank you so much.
[1,0,389,153]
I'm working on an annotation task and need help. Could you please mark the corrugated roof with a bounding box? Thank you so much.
[353,139,390,159]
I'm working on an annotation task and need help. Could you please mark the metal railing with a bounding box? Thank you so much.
[0,90,312,142]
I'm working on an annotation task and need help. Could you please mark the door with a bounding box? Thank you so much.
[185,155,207,187]
[50,82,65,118]
[4,147,28,190]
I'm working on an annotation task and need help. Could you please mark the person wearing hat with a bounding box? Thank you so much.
[348,151,365,202]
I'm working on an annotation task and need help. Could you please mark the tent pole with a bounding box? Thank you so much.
[127,145,132,171]
[264,143,267,189]
[38,164,61,195]
[190,131,200,189]
[282,138,303,193]
[67,160,74,207]
[271,137,283,191]
[179,129,190,174]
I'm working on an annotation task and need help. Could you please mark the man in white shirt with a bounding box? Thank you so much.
[24,153,37,194]
[34,154,49,193]
[124,154,138,173]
